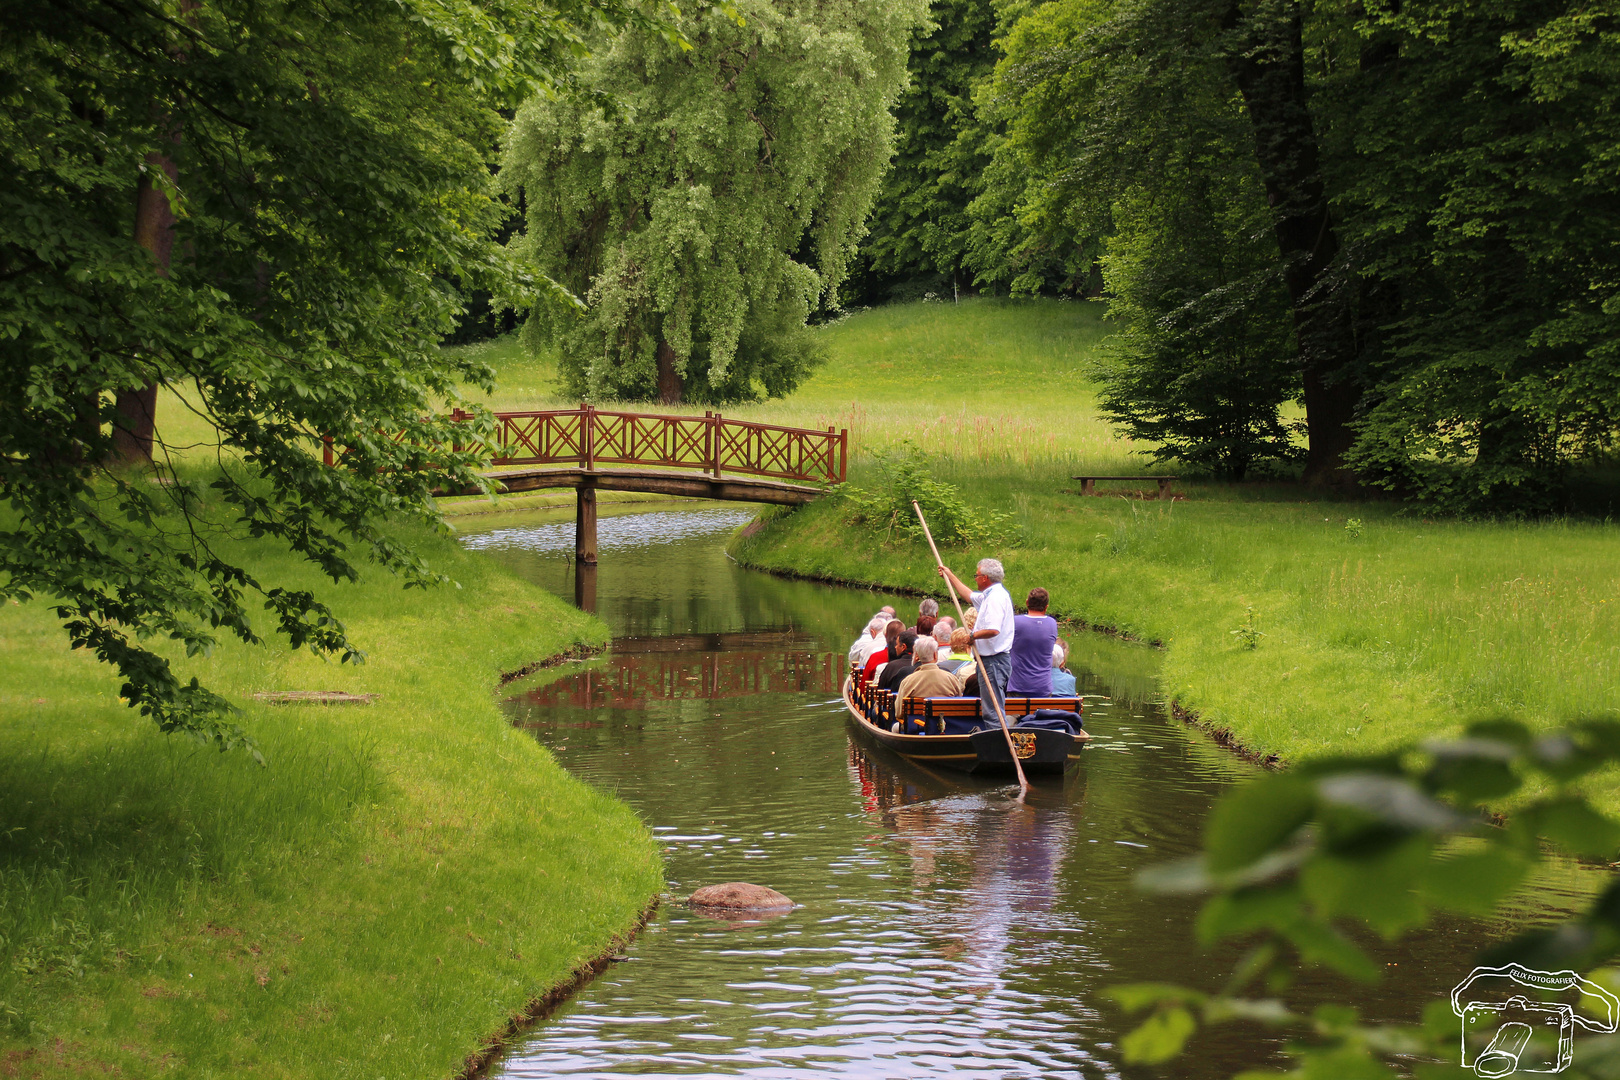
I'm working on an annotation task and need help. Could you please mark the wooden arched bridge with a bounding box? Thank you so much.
[430,405,847,564]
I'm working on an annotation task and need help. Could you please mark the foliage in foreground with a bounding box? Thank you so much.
[0,0,649,748]
[504,0,929,406]
[1117,718,1620,1078]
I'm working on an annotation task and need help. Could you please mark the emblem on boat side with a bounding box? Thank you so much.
[1450,963,1620,1076]
[1008,731,1038,759]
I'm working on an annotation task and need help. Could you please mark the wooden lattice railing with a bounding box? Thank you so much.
[450,405,847,484]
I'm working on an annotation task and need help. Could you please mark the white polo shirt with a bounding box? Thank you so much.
[970,582,1015,656]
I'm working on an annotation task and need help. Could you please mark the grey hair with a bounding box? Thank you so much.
[913,637,938,662]
[1052,642,1068,668]
[919,597,939,618]
[867,615,890,634]
[933,623,952,643]
[976,558,1005,583]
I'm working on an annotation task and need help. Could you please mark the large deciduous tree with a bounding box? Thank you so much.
[0,0,648,752]
[503,0,929,405]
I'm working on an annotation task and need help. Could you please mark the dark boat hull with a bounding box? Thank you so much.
[841,678,1084,776]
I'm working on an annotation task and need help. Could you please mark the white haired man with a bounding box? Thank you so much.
[848,614,890,667]
[937,557,1015,716]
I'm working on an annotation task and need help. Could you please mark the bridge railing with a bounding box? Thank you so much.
[449,405,847,484]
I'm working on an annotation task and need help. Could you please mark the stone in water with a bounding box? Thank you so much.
[687,882,793,912]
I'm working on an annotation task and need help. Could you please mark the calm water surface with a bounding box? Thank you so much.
[458,505,1603,1079]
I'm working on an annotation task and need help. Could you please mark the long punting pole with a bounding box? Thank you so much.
[911,500,1029,795]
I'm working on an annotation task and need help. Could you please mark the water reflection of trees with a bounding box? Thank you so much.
[514,634,842,712]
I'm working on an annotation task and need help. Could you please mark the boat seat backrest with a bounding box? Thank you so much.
[1002,696,1082,717]
[900,696,981,720]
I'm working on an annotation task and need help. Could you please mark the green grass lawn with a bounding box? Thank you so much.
[0,510,659,1078]
[709,299,1620,810]
[446,298,1133,471]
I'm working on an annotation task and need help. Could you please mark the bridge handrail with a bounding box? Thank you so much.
[448,404,847,485]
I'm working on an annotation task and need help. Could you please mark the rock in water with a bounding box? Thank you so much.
[687,882,793,912]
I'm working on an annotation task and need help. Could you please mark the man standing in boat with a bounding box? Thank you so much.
[938,558,1015,716]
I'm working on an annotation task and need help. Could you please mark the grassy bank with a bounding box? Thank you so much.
[712,299,1620,808]
[0,512,659,1077]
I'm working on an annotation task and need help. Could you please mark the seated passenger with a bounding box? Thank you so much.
[915,597,939,638]
[860,620,904,686]
[937,626,970,673]
[1051,639,1077,696]
[1007,587,1058,697]
[848,614,889,667]
[930,623,953,664]
[896,638,965,706]
[876,630,919,694]
[935,615,956,635]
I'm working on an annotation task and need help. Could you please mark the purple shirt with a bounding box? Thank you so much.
[1007,614,1057,695]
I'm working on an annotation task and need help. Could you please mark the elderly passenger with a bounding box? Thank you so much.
[915,597,940,637]
[896,637,964,704]
[1051,639,1077,696]
[860,620,904,686]
[938,627,973,674]
[931,622,953,662]
[848,614,890,667]
[938,558,1015,713]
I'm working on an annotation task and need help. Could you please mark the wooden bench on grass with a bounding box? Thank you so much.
[1072,475,1178,500]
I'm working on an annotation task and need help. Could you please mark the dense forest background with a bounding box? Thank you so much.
[457,0,1620,512]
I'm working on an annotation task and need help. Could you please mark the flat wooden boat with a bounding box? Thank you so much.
[841,676,1088,776]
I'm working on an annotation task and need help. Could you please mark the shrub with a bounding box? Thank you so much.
[841,444,1016,547]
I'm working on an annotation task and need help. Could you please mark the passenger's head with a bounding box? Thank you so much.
[916,613,937,637]
[919,598,939,618]
[1052,640,1068,669]
[913,637,938,663]
[1027,587,1049,613]
[951,627,972,651]
[867,615,889,636]
[975,558,1005,584]
[936,616,955,633]
[880,605,896,617]
[964,606,977,629]
[896,629,918,657]
[884,619,904,648]
[933,623,952,645]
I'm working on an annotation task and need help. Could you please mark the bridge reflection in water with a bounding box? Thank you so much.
[511,630,842,713]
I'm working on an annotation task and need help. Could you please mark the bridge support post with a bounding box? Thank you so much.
[575,484,598,565]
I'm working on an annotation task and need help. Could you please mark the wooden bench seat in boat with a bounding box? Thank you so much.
[1002,696,1082,718]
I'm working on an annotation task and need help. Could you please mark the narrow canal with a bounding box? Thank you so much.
[459,504,1600,1079]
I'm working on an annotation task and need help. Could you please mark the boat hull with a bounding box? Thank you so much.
[841,678,1084,776]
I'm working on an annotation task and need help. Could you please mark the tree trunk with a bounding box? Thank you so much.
[114,146,180,464]
[1223,0,1359,484]
[656,337,683,406]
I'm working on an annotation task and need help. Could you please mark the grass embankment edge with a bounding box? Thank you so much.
[725,532,1288,770]
[727,495,1620,809]
[0,519,662,1079]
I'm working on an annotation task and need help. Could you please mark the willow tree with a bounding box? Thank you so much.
[504,0,928,404]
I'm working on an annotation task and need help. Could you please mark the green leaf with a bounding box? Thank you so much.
[1206,774,1316,873]
[1106,983,1208,1013]
[1531,799,1620,859]
[1120,1006,1197,1065]
[1299,836,1432,938]
[1420,849,1531,915]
